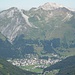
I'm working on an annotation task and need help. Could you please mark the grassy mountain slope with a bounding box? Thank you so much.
[0,33,6,41]
[43,56,75,75]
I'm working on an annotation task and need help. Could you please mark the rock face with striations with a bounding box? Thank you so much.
[0,7,35,42]
[39,2,64,10]
[0,2,75,58]
[0,2,75,42]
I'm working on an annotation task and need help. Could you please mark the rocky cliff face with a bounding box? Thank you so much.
[0,3,75,43]
[0,7,36,42]
[0,3,75,58]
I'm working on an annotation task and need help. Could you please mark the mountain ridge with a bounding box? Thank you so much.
[0,2,75,59]
[43,56,75,75]
[0,2,75,43]
[39,2,64,10]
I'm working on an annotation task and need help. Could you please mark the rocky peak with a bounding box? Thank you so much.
[8,7,19,11]
[0,7,20,18]
[39,2,64,10]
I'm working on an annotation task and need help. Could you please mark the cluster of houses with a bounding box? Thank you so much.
[7,56,60,67]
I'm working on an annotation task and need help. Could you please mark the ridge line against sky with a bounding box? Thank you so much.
[0,0,75,10]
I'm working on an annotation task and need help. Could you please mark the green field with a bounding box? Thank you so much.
[19,65,43,73]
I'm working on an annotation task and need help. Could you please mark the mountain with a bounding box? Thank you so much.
[0,7,33,42]
[0,58,38,75]
[0,2,75,58]
[43,56,75,75]
[39,2,64,10]
[0,2,74,42]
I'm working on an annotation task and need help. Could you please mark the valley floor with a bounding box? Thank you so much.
[7,54,61,73]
